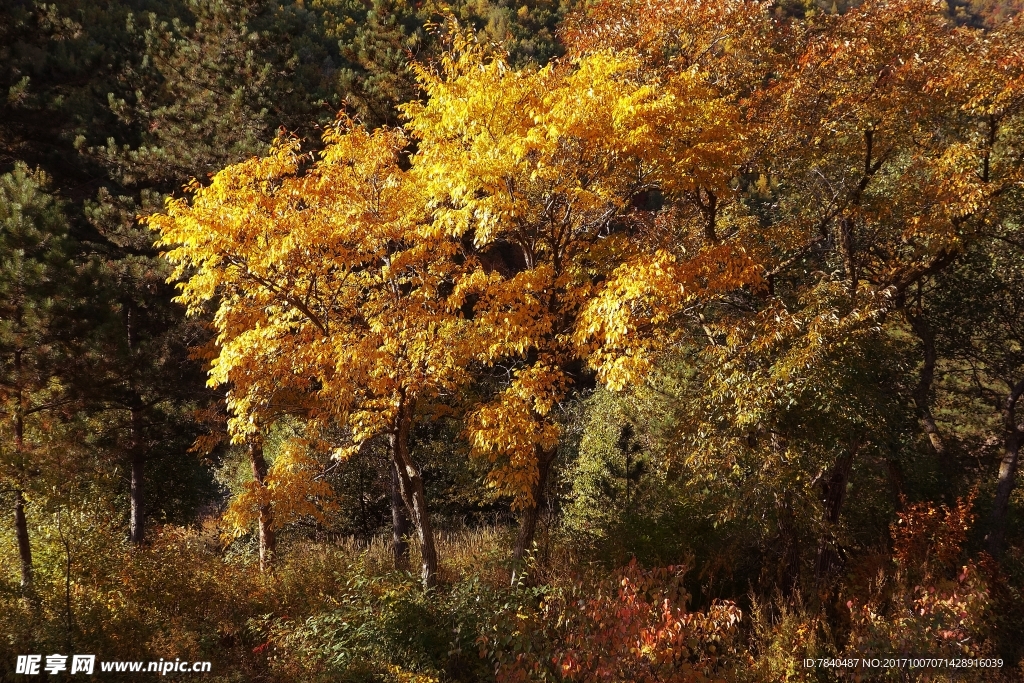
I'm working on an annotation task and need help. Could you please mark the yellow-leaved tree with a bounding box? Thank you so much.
[150,124,473,587]
[153,25,767,582]
[403,30,763,567]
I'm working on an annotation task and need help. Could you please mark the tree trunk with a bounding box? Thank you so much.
[391,461,410,570]
[12,348,34,594]
[886,458,906,511]
[987,378,1024,558]
[126,307,147,545]
[906,310,948,459]
[512,445,557,582]
[777,492,801,600]
[839,215,857,295]
[248,441,276,572]
[836,129,880,298]
[389,394,438,589]
[693,187,719,243]
[14,488,33,593]
[815,439,860,581]
[129,406,145,545]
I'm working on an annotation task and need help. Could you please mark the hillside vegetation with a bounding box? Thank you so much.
[2,1,1024,681]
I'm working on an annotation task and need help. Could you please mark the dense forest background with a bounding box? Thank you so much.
[3,0,1024,681]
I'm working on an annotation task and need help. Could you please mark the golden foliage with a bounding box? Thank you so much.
[152,25,762,510]
[403,28,760,505]
[223,438,338,534]
[150,0,1024,532]
[150,122,473,450]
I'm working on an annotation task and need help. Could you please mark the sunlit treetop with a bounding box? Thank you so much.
[402,29,763,505]
[151,122,474,449]
[152,24,767,507]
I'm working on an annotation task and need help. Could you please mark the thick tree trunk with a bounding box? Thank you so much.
[886,458,906,511]
[920,409,947,458]
[693,187,719,243]
[391,461,411,570]
[815,439,860,581]
[389,394,438,589]
[987,379,1024,558]
[129,406,145,545]
[512,445,557,581]
[14,488,33,592]
[248,441,276,572]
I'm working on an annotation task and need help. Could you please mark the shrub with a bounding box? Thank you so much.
[480,559,743,683]
[844,496,1001,681]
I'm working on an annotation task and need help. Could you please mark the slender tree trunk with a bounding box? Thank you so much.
[839,216,857,295]
[906,310,948,459]
[129,406,145,544]
[126,306,148,545]
[390,394,438,589]
[987,379,1024,558]
[357,468,368,540]
[391,462,410,570]
[815,439,860,581]
[13,348,33,593]
[248,441,276,572]
[512,445,557,581]
[777,492,801,600]
[766,433,801,598]
[14,488,33,592]
[836,129,879,298]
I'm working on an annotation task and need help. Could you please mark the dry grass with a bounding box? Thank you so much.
[299,524,516,587]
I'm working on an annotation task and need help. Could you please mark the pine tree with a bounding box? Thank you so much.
[0,164,76,595]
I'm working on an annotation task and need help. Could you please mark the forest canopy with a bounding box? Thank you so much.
[3,1,1024,681]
